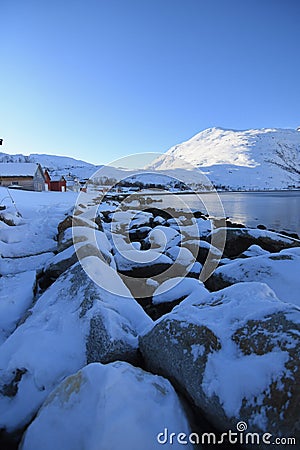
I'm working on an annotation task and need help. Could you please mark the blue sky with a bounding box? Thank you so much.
[1,0,299,165]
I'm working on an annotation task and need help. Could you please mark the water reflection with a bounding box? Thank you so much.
[156,191,300,235]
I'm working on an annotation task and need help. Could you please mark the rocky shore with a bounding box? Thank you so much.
[0,194,299,449]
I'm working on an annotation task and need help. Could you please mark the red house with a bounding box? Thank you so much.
[44,170,51,191]
[44,170,67,192]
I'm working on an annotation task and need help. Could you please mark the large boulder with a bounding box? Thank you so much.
[0,258,151,438]
[140,282,300,443]
[40,230,115,289]
[206,249,300,307]
[57,226,87,253]
[57,214,98,235]
[20,361,195,450]
[208,227,300,258]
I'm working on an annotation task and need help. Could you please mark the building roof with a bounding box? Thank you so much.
[0,163,41,177]
[50,175,66,182]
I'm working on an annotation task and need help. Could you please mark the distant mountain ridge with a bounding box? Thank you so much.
[147,127,300,190]
[0,152,101,180]
[1,127,300,190]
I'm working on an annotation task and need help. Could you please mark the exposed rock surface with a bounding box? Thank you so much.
[0,259,151,436]
[140,282,300,443]
[208,227,300,258]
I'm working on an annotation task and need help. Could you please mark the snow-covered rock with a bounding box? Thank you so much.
[140,282,300,440]
[183,239,222,264]
[0,252,54,276]
[41,226,116,288]
[0,210,23,227]
[165,246,194,267]
[129,210,154,229]
[207,250,300,306]
[57,226,87,252]
[129,225,152,241]
[152,277,208,306]
[20,362,194,450]
[180,219,212,239]
[0,271,36,345]
[240,244,270,258]
[146,226,181,250]
[115,249,173,278]
[0,260,151,434]
[57,214,98,235]
[139,277,209,321]
[209,227,300,258]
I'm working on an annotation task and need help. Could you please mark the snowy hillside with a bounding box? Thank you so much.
[1,127,300,190]
[0,151,202,189]
[147,127,300,190]
[0,152,100,180]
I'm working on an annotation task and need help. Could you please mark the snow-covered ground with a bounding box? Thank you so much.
[0,187,77,274]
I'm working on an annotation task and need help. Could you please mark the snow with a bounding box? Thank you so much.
[180,220,212,239]
[152,277,209,305]
[212,250,300,306]
[147,226,181,250]
[115,249,173,271]
[0,271,36,344]
[156,282,296,422]
[171,282,290,332]
[79,257,152,334]
[203,349,289,418]
[0,187,77,272]
[0,252,54,276]
[0,163,40,177]
[241,244,270,257]
[2,127,300,191]
[147,127,300,190]
[20,361,193,450]
[0,260,151,432]
[165,246,194,267]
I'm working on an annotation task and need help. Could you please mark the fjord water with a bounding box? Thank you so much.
[156,191,300,235]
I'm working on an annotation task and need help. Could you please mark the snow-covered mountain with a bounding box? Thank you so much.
[0,152,100,180]
[147,127,300,190]
[1,127,300,190]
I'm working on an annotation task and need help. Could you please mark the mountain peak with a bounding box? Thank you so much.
[148,127,300,190]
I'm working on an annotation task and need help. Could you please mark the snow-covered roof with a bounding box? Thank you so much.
[0,163,40,177]
[50,175,65,182]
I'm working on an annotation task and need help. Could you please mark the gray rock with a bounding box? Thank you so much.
[0,260,151,437]
[140,282,300,444]
[20,362,194,450]
[209,227,300,258]
[206,249,300,307]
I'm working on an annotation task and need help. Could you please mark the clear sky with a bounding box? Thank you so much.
[1,0,299,165]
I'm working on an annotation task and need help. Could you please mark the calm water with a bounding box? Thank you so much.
[151,191,300,236]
